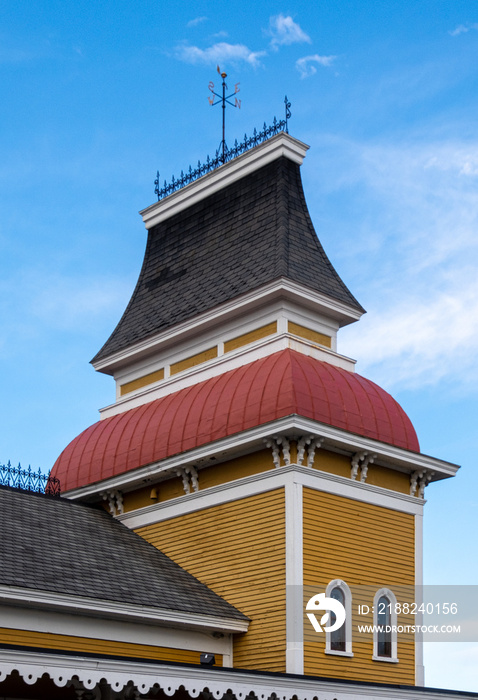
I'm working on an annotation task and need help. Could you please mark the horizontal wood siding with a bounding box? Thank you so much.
[303,488,415,684]
[120,367,164,396]
[170,346,218,375]
[287,321,331,348]
[0,628,220,665]
[224,322,277,353]
[136,489,286,672]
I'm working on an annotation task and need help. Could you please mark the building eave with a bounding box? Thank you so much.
[92,277,364,376]
[0,649,476,700]
[62,414,459,502]
[0,585,249,634]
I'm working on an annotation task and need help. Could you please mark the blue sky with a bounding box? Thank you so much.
[1,0,478,690]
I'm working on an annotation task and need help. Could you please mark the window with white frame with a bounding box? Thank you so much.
[325,579,353,656]
[373,588,398,662]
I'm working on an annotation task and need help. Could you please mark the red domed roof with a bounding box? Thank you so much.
[52,349,419,492]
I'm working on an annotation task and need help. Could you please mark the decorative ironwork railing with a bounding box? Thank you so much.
[154,96,292,202]
[0,461,61,497]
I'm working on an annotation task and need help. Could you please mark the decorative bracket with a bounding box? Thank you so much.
[351,452,376,483]
[176,466,199,495]
[101,489,124,517]
[265,438,281,468]
[185,466,199,492]
[307,436,324,468]
[410,469,434,498]
[296,435,324,467]
[264,436,290,468]
[275,436,291,465]
[265,435,324,468]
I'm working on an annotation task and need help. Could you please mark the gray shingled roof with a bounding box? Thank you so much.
[0,486,246,621]
[93,155,364,364]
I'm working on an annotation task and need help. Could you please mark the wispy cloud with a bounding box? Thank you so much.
[309,135,478,392]
[342,277,478,390]
[267,14,311,49]
[174,42,266,68]
[449,23,478,36]
[175,14,312,70]
[187,16,208,28]
[296,54,336,78]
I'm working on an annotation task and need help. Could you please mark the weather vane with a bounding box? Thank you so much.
[208,66,241,162]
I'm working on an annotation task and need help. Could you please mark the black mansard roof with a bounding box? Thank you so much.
[93,150,364,364]
[0,486,246,622]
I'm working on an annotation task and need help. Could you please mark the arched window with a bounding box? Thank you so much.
[325,579,353,656]
[373,588,398,662]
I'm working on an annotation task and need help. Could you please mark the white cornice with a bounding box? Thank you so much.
[140,132,309,229]
[92,278,363,375]
[1,649,475,699]
[0,585,248,634]
[64,415,459,501]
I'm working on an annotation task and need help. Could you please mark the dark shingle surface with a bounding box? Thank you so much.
[0,487,246,621]
[93,156,364,363]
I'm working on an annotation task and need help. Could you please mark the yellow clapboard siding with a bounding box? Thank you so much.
[288,321,332,348]
[119,367,164,396]
[0,628,222,666]
[136,489,286,672]
[198,450,274,488]
[170,346,218,375]
[224,322,278,353]
[303,488,415,684]
[312,449,351,476]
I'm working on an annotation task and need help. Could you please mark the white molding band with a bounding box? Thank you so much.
[0,586,248,634]
[0,650,476,700]
[102,333,356,419]
[92,278,363,375]
[0,605,233,659]
[139,133,309,229]
[65,415,459,501]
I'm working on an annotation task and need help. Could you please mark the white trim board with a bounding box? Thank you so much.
[103,333,356,419]
[285,479,304,674]
[0,605,233,659]
[0,585,248,634]
[1,649,476,700]
[118,464,424,531]
[92,278,363,375]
